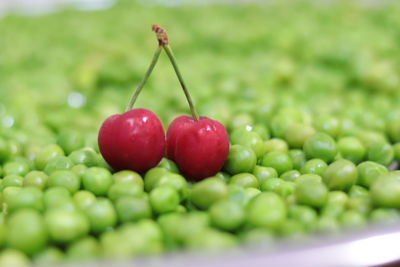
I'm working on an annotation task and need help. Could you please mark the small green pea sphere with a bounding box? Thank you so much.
[24,171,48,190]
[229,173,259,188]
[35,144,65,170]
[264,138,288,153]
[66,236,101,261]
[295,177,328,208]
[144,168,168,192]
[327,191,349,206]
[357,161,388,188]
[150,186,180,214]
[156,173,188,198]
[0,249,30,267]
[107,182,143,202]
[289,205,318,232]
[82,167,113,196]
[323,159,358,190]
[48,170,80,194]
[367,142,394,166]
[85,198,117,233]
[289,149,306,170]
[253,166,278,184]
[190,177,228,209]
[57,130,84,155]
[6,187,44,212]
[45,210,89,243]
[210,200,244,231]
[157,158,180,173]
[303,133,337,163]
[43,187,72,210]
[284,123,315,149]
[339,210,367,228]
[73,190,96,210]
[3,161,30,176]
[371,172,400,208]
[337,137,366,164]
[300,159,328,176]
[116,196,152,223]
[224,145,257,175]
[261,151,293,175]
[247,192,287,229]
[68,148,98,167]
[6,209,47,255]
[33,247,64,265]
[313,115,340,138]
[280,170,301,182]
[2,175,24,188]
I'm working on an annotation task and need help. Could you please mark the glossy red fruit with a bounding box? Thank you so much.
[98,108,165,173]
[166,115,229,180]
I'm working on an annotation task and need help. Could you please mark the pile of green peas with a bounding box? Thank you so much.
[1,1,400,266]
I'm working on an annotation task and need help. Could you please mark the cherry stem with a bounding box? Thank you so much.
[152,24,199,121]
[126,46,162,111]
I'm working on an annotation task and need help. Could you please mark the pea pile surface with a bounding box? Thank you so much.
[1,1,400,265]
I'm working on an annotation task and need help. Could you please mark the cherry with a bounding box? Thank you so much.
[98,29,165,173]
[153,25,229,180]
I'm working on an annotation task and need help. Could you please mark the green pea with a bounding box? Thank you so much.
[261,177,284,192]
[289,205,318,232]
[44,156,73,175]
[278,219,304,237]
[347,197,372,215]
[144,168,168,192]
[71,164,87,177]
[270,115,295,139]
[150,186,180,214]
[112,170,143,186]
[321,204,345,218]
[190,177,228,209]
[337,137,366,164]
[85,198,117,233]
[339,210,367,228]
[43,187,72,210]
[295,174,323,184]
[107,182,143,201]
[2,174,24,188]
[323,159,358,190]
[6,187,44,213]
[34,144,64,170]
[224,145,257,175]
[100,231,132,259]
[370,208,400,224]
[313,115,340,138]
[8,140,22,158]
[358,131,388,148]
[210,200,244,231]
[253,124,271,140]
[303,133,337,163]
[57,130,84,155]
[0,137,10,163]
[68,148,98,167]
[0,221,6,247]
[2,187,21,210]
[3,161,30,176]
[357,161,388,188]
[386,111,400,143]
[367,142,394,166]
[156,173,188,198]
[371,172,400,208]
[116,196,152,223]
[157,158,179,173]
[280,170,301,182]
[66,236,101,261]
[73,190,96,210]
[264,138,288,153]
[0,249,30,267]
[327,191,348,206]
[348,185,369,198]
[230,113,254,130]
[229,173,259,188]
[253,166,278,184]
[82,167,113,196]
[215,172,231,183]
[33,247,64,265]
[232,131,266,158]
[246,192,287,229]
[45,210,89,243]
[284,123,315,149]
[6,209,47,255]
[300,159,328,176]
[24,171,48,190]
[295,176,327,208]
[186,229,237,251]
[261,151,293,175]
[288,149,306,170]
[240,229,274,245]
[48,170,80,194]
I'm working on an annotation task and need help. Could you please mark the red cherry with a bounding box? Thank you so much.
[98,108,165,173]
[167,115,229,180]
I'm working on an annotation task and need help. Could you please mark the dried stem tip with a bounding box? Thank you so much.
[152,24,168,46]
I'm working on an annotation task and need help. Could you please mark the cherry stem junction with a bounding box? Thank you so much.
[152,24,200,121]
[126,46,162,111]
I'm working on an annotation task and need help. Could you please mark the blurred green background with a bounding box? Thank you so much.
[1,0,400,145]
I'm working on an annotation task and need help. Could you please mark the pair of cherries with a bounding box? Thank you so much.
[98,25,229,180]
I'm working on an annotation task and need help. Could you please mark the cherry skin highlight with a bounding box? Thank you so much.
[166,115,229,180]
[98,108,165,173]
